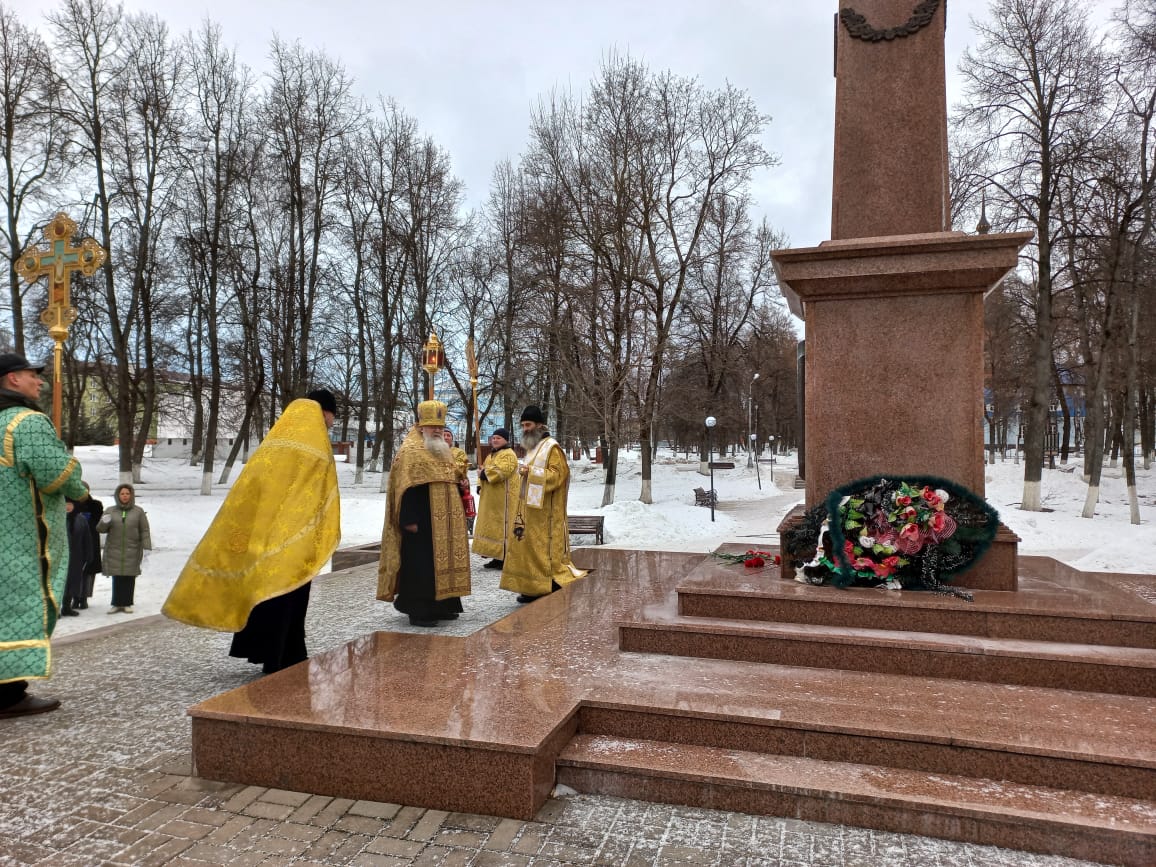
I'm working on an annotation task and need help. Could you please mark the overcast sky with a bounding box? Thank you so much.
[10,0,1116,248]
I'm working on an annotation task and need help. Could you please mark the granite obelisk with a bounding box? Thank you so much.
[772,1,1031,589]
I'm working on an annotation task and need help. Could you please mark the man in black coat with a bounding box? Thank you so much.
[79,483,103,609]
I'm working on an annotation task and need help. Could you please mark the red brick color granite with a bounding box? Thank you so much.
[190,547,1156,863]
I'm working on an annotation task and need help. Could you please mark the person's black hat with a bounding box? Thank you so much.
[306,388,338,415]
[492,428,510,441]
[520,405,546,424]
[0,353,45,379]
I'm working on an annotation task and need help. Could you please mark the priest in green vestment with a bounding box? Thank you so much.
[0,354,88,718]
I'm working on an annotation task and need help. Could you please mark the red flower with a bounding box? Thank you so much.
[922,486,942,509]
[773,554,781,565]
[744,557,765,568]
[852,556,874,571]
[897,522,924,554]
[870,561,895,578]
[928,511,957,541]
[843,539,855,556]
[896,494,912,506]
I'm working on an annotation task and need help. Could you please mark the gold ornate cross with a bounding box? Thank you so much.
[15,212,106,432]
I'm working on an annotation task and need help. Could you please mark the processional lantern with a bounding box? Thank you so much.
[15,212,106,434]
[421,331,445,400]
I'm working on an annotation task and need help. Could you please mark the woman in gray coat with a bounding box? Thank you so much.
[98,483,152,613]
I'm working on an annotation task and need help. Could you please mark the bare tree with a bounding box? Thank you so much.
[48,0,138,481]
[262,37,360,405]
[106,12,187,480]
[632,66,774,503]
[957,0,1108,510]
[180,21,257,493]
[527,62,653,505]
[0,5,68,355]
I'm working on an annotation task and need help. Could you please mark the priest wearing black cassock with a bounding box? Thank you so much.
[377,400,472,627]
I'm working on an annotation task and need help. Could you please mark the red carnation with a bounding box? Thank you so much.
[928,511,957,542]
[897,522,924,554]
[744,556,765,568]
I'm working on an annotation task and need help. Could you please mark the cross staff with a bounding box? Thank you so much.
[466,337,480,468]
[15,212,106,433]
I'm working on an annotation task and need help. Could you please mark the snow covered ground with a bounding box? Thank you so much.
[52,443,1154,638]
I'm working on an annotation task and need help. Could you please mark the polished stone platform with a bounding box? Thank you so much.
[623,550,1156,697]
[190,548,1156,865]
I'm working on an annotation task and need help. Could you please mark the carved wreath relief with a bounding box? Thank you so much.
[840,0,941,42]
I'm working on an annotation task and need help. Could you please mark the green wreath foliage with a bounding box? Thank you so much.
[824,475,999,594]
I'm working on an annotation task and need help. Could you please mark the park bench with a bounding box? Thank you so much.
[708,460,735,470]
[693,487,718,507]
[567,514,605,545]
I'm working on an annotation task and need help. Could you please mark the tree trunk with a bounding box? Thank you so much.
[599,435,617,507]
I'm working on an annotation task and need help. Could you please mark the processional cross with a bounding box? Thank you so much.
[15,212,106,433]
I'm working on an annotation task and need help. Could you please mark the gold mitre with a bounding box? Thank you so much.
[416,400,448,427]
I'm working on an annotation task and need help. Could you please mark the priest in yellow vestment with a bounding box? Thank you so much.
[500,405,587,601]
[471,427,518,569]
[162,391,341,673]
[378,400,472,626]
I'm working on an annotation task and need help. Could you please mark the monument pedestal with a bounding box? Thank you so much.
[772,230,1032,590]
[774,230,1033,506]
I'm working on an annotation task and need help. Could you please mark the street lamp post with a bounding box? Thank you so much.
[705,415,717,523]
[747,373,759,468]
[750,432,761,490]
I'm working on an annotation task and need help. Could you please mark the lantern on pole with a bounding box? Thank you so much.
[421,331,445,400]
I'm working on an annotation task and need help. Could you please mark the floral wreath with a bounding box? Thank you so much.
[787,475,1000,600]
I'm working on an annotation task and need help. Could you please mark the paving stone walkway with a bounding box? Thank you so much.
[1,561,1102,866]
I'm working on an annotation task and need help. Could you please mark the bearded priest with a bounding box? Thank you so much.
[378,400,472,627]
[500,405,588,603]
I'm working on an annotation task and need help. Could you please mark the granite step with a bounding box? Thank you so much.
[574,702,1156,802]
[676,571,1156,650]
[619,617,1156,697]
[555,734,1156,867]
